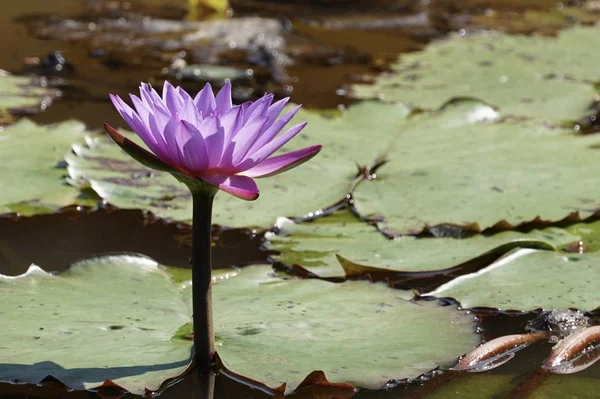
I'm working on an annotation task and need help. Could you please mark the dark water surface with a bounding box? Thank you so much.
[1,0,599,398]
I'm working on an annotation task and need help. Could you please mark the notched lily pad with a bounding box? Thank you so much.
[0,119,92,215]
[267,212,580,278]
[352,26,600,124]
[0,254,192,394]
[204,265,479,393]
[425,248,600,311]
[351,101,600,235]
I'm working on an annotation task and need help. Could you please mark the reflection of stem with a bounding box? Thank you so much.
[192,189,217,374]
[193,369,215,399]
[507,369,551,399]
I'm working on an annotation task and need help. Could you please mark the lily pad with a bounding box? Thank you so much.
[0,70,58,123]
[425,248,600,311]
[351,101,600,235]
[206,265,479,393]
[0,254,192,394]
[0,119,90,215]
[66,102,411,228]
[266,212,581,278]
[351,26,600,123]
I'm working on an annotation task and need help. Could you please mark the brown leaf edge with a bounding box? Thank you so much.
[215,353,356,397]
[334,239,559,292]
[372,210,600,238]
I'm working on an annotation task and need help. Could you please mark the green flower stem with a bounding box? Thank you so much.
[191,188,217,374]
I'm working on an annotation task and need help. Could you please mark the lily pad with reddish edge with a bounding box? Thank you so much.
[266,211,580,278]
[180,265,480,393]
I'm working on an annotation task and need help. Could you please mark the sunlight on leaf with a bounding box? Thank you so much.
[426,248,600,311]
[0,254,192,394]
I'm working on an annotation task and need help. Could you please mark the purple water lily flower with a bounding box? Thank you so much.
[105,81,321,200]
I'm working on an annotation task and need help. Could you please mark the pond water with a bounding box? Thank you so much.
[1,0,599,398]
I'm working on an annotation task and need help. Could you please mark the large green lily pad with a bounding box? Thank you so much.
[351,101,600,235]
[66,103,411,228]
[0,70,58,123]
[205,265,479,393]
[0,254,192,394]
[267,212,581,278]
[426,248,600,311]
[0,255,479,394]
[0,119,90,215]
[351,26,600,123]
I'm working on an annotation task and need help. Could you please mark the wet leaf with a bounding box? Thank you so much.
[352,26,600,123]
[425,248,600,311]
[267,212,580,278]
[0,254,192,394]
[351,101,600,235]
[66,103,410,227]
[183,265,479,393]
[0,119,91,215]
[0,70,58,124]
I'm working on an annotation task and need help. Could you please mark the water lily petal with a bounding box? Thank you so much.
[247,105,302,154]
[215,81,233,115]
[240,145,322,178]
[176,86,194,106]
[109,94,157,147]
[180,96,201,127]
[231,116,268,166]
[163,119,184,165]
[139,83,169,115]
[200,174,259,200]
[243,94,274,125]
[180,121,210,172]
[163,81,183,117]
[220,104,245,147]
[264,97,289,127]
[194,82,216,116]
[247,122,308,164]
[200,115,225,167]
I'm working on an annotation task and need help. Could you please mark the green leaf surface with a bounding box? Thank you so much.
[206,265,479,393]
[351,101,600,235]
[0,254,192,394]
[0,119,89,215]
[66,103,411,228]
[426,248,600,311]
[351,26,600,123]
[0,70,58,122]
[267,213,581,278]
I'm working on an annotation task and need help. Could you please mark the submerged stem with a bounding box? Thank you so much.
[191,188,217,374]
